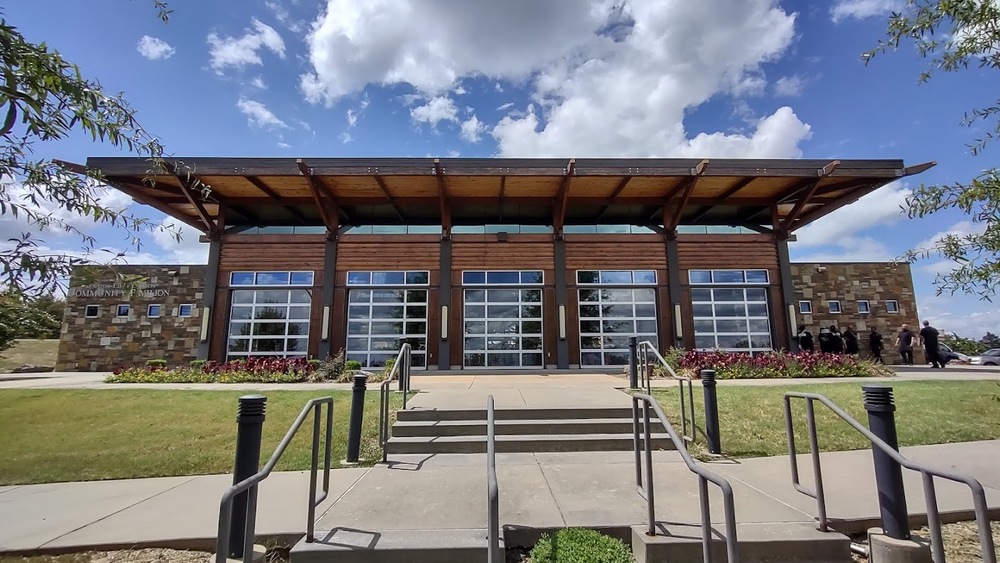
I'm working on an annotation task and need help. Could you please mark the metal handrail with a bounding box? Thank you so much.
[632,393,739,562]
[379,343,412,462]
[638,340,696,444]
[784,392,997,563]
[215,397,334,563]
[486,395,501,563]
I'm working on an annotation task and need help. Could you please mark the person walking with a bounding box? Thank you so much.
[869,327,884,364]
[818,326,832,353]
[895,323,915,365]
[828,325,845,354]
[796,325,814,352]
[919,320,943,369]
[843,326,859,355]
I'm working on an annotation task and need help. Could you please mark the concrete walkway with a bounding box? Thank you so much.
[3,442,999,553]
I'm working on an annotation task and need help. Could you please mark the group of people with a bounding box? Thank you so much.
[795,321,942,366]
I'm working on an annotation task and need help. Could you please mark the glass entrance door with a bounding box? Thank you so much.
[345,270,429,368]
[462,270,544,368]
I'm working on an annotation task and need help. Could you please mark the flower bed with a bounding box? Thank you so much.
[106,357,319,384]
[656,349,893,379]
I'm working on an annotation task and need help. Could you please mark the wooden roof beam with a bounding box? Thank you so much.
[298,159,339,235]
[244,176,308,223]
[780,160,840,233]
[158,160,218,233]
[655,159,708,232]
[688,176,756,224]
[901,161,936,176]
[594,176,632,222]
[793,178,896,231]
[552,159,576,236]
[372,174,406,223]
[434,159,452,237]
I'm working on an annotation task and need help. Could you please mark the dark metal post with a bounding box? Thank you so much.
[229,395,266,559]
[397,337,407,392]
[346,374,368,463]
[701,369,721,455]
[628,336,638,389]
[863,385,909,540]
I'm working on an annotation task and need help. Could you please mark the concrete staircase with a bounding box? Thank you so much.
[385,405,676,454]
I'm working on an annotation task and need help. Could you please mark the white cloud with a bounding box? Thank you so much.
[774,74,806,96]
[410,96,459,126]
[346,109,358,128]
[236,97,289,129]
[265,1,305,33]
[340,132,353,144]
[792,235,896,263]
[794,181,911,248]
[496,102,515,111]
[151,218,209,264]
[137,36,175,60]
[207,18,285,73]
[250,76,267,89]
[913,220,986,254]
[454,85,467,95]
[460,115,487,143]
[918,294,1000,339]
[831,0,901,23]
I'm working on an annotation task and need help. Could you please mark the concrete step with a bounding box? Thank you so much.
[392,418,644,437]
[291,529,497,563]
[397,406,634,422]
[385,433,676,454]
[631,522,853,563]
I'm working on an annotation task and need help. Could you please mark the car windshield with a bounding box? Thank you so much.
[986,349,1000,356]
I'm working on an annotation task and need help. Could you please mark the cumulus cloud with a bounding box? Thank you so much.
[265,1,305,33]
[831,0,901,23]
[250,76,267,89]
[794,181,911,248]
[918,293,1000,339]
[151,218,209,264]
[137,36,175,60]
[236,97,289,129]
[774,75,806,96]
[791,235,896,263]
[410,96,459,126]
[207,18,285,73]
[460,115,487,143]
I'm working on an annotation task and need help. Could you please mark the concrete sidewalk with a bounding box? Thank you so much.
[3,441,999,554]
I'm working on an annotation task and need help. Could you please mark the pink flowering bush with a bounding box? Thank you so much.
[655,348,892,380]
[106,357,318,384]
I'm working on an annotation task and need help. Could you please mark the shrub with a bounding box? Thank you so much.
[673,350,893,380]
[345,360,362,372]
[316,349,347,382]
[145,359,167,368]
[106,356,318,384]
[530,528,634,563]
[189,359,207,370]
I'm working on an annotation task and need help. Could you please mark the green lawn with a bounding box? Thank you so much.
[0,339,59,372]
[0,389,403,485]
[650,380,1000,459]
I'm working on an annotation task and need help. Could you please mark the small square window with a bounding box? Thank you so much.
[688,270,712,284]
[116,304,130,317]
[178,304,193,317]
[857,300,871,314]
[886,300,899,313]
[147,304,162,318]
[290,272,315,286]
[798,301,812,314]
[85,305,100,318]
[828,300,842,314]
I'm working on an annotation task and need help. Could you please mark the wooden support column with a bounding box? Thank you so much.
[438,238,452,370]
[553,238,569,369]
[197,236,222,360]
[776,234,798,352]
[317,236,338,359]
[665,237,683,349]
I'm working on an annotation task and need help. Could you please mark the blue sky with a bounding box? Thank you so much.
[4,0,999,337]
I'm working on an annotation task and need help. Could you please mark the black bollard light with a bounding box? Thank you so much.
[628,336,638,389]
[701,369,721,455]
[229,394,266,558]
[862,385,910,540]
[345,373,368,463]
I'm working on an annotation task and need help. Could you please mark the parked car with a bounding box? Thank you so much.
[970,348,1000,366]
[937,344,970,365]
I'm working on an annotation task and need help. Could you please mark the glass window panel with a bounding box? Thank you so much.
[228,339,249,352]
[465,353,485,367]
[371,322,404,335]
[486,271,519,284]
[521,305,542,319]
[521,353,543,367]
[465,305,486,318]
[634,304,656,318]
[371,306,404,319]
[347,272,371,285]
[232,290,254,304]
[349,290,371,303]
[372,290,404,303]
[712,288,744,302]
[373,271,406,285]
[347,337,369,351]
[695,335,716,349]
[406,290,428,303]
[712,270,745,284]
[487,304,519,319]
[603,320,635,333]
[488,321,518,334]
[288,306,311,319]
[715,319,748,333]
[465,337,486,351]
[230,322,252,336]
[349,306,370,319]
[714,304,746,317]
[372,225,406,234]
[256,272,289,285]
[581,352,603,365]
[717,335,750,348]
[230,306,253,320]
[581,336,603,349]
[521,337,542,350]
[748,319,771,332]
[369,354,394,367]
[231,272,255,285]
[465,321,485,334]
[858,300,870,313]
[487,353,520,367]
[577,271,599,284]
[290,272,314,285]
[603,336,632,349]
[694,319,714,333]
[346,353,367,366]
[465,289,486,302]
[253,323,287,336]
[252,339,285,352]
[405,306,427,319]
[579,305,600,318]
[603,352,629,365]
[522,289,542,302]
[256,290,289,304]
[747,303,769,317]
[522,321,542,334]
[596,224,630,234]
[633,270,657,284]
[691,288,712,302]
[633,288,656,302]
[579,320,601,333]
[746,270,769,284]
[289,290,311,303]
[255,306,287,320]
[750,335,772,349]
[636,320,658,333]
[688,270,712,284]
[600,271,632,284]
[745,288,768,302]
[692,304,714,317]
[347,321,369,335]
[488,337,519,351]
[371,338,401,351]
[405,322,427,335]
[488,289,520,302]
[411,339,427,351]
[405,271,429,285]
[601,304,634,317]
[602,289,634,302]
[463,271,486,284]
[578,289,600,302]
[520,271,543,284]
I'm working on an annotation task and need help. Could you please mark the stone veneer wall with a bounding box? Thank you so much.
[790,262,921,365]
[56,265,207,371]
